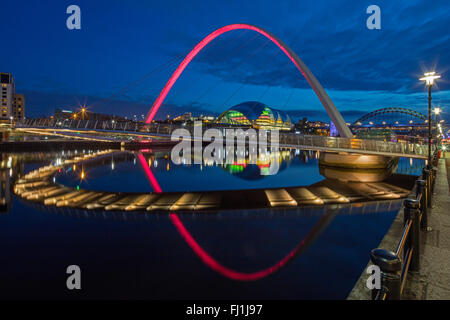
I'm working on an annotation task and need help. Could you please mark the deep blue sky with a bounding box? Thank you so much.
[2,0,449,122]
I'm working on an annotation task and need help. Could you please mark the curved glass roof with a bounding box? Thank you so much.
[218,101,291,123]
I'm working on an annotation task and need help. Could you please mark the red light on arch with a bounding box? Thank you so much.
[137,153,162,193]
[145,24,313,124]
[138,155,333,281]
[169,213,297,281]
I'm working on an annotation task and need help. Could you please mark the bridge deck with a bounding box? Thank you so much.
[16,125,432,159]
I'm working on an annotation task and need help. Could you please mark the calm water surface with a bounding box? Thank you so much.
[0,150,424,299]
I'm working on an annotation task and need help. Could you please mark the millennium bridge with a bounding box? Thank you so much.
[15,118,433,159]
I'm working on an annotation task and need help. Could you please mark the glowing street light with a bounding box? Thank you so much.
[79,106,87,120]
[419,71,441,165]
[419,72,440,86]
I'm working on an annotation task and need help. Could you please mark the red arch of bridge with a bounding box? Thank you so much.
[144,23,352,138]
[137,151,333,281]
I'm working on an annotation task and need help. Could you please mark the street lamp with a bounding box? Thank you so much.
[419,71,441,165]
[81,107,87,120]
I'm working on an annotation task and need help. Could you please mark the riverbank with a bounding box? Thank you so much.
[347,153,450,300]
[0,139,177,152]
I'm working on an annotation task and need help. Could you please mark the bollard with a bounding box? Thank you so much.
[416,180,427,230]
[370,249,402,300]
[431,167,437,194]
[404,198,420,271]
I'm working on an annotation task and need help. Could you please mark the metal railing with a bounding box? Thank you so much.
[18,118,144,132]
[278,133,433,157]
[16,119,434,157]
[369,151,439,300]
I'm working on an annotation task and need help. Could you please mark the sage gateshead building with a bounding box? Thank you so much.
[215,101,293,131]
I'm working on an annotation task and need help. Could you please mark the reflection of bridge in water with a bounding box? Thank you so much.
[23,189,403,281]
[11,149,411,281]
[13,150,417,212]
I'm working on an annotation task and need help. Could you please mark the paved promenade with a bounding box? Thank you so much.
[348,152,450,300]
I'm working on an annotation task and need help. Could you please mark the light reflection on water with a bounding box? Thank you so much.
[56,149,324,193]
[52,150,425,193]
[0,150,424,299]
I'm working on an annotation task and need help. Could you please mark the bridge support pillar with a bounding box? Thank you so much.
[318,153,399,182]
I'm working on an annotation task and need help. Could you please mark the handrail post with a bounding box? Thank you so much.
[427,167,433,207]
[370,249,402,300]
[416,180,427,230]
[431,166,437,193]
[405,199,420,271]
[422,168,430,208]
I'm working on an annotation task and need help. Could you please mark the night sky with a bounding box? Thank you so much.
[2,0,449,122]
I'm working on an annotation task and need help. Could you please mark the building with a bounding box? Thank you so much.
[294,117,308,133]
[193,115,216,123]
[13,94,25,121]
[54,108,127,122]
[173,112,192,122]
[54,108,75,120]
[216,101,292,131]
[1,73,25,122]
[330,121,338,137]
[305,121,330,136]
[1,73,14,121]
[172,112,217,124]
[354,128,397,142]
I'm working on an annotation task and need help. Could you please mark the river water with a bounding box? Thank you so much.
[0,149,425,299]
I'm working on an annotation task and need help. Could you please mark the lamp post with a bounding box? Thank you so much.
[433,107,441,145]
[419,71,440,165]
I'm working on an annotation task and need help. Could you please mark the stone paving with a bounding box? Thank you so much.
[348,152,450,300]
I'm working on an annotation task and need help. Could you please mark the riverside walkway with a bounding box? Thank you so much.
[348,152,450,299]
